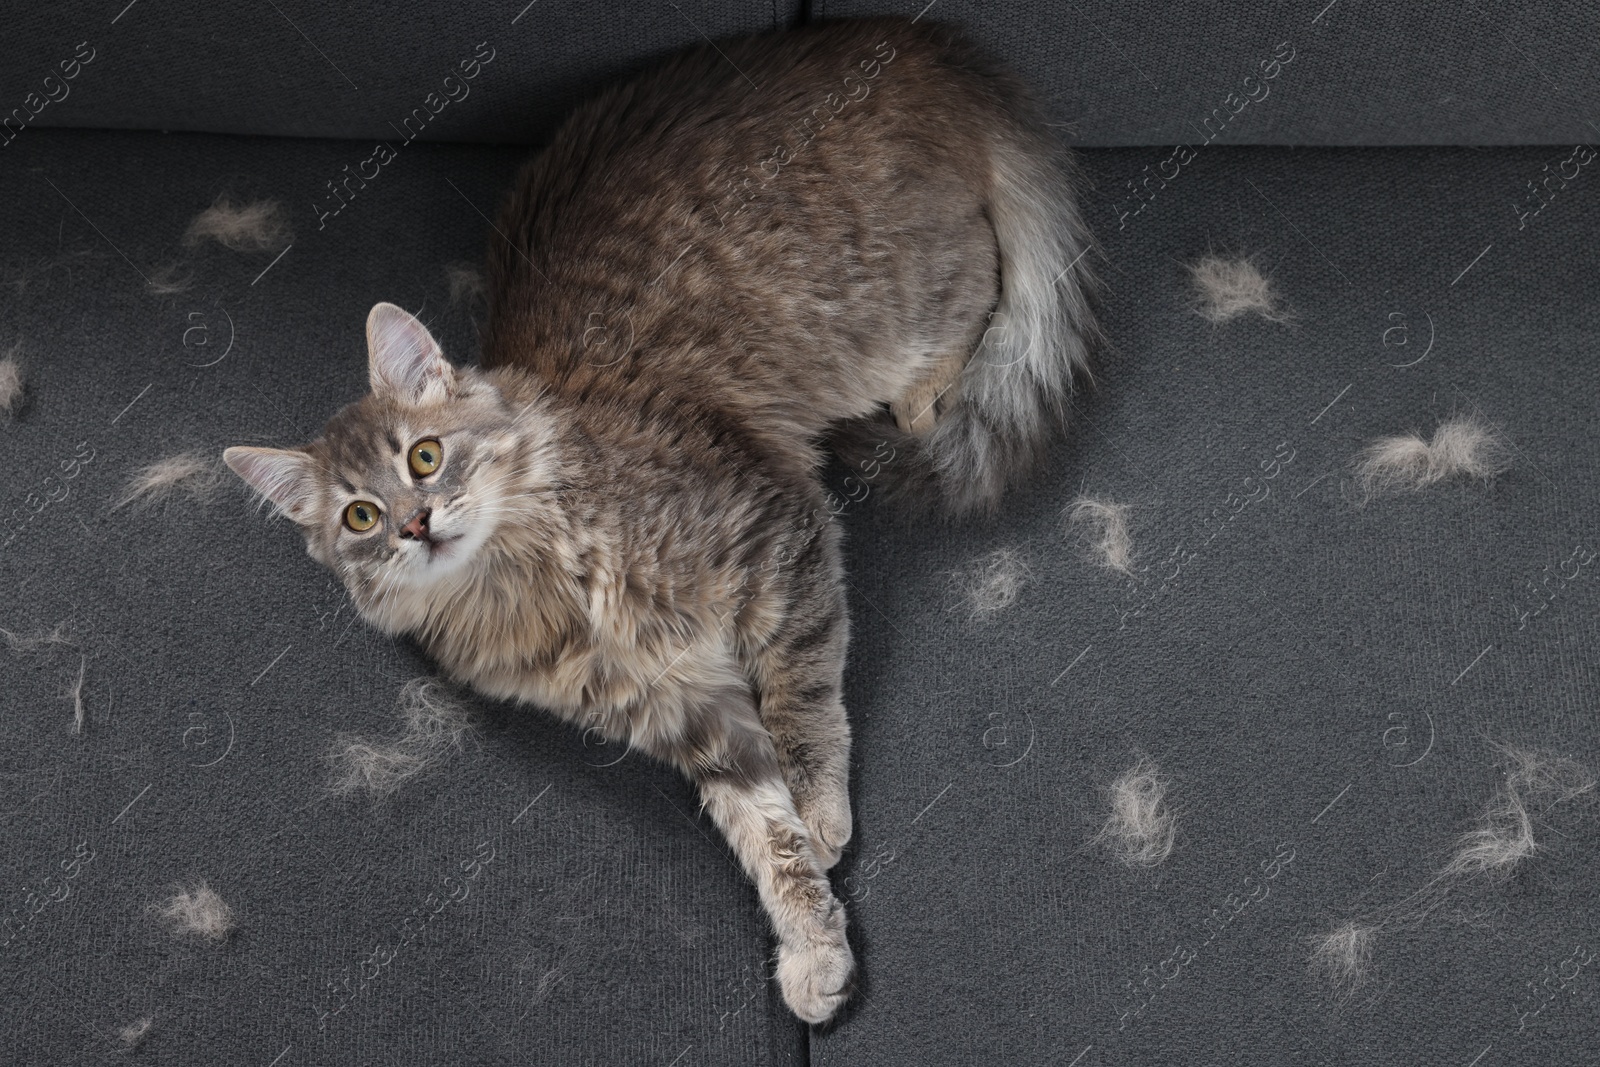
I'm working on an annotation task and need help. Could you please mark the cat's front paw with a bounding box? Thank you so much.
[776,911,855,1025]
[804,787,853,871]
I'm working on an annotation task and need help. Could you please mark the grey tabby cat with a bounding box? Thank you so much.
[223,17,1099,1024]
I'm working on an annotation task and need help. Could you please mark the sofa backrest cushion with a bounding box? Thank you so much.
[5,1,1591,147]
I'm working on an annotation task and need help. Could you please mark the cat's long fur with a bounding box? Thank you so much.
[224,17,1099,1025]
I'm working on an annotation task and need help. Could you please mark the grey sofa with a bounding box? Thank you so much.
[4,2,1596,1064]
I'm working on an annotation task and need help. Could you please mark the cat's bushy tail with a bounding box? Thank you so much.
[833,105,1103,516]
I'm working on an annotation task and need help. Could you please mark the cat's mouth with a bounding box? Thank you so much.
[423,535,461,562]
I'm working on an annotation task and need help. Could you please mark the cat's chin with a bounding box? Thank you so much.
[403,525,490,586]
[356,546,482,635]
[423,535,462,563]
[403,544,466,585]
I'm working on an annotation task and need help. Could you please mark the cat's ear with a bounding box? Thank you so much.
[223,446,318,521]
[366,302,455,403]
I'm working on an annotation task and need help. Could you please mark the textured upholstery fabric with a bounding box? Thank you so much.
[817,0,1600,145]
[815,142,1600,1065]
[2,1,794,145]
[8,1,1596,146]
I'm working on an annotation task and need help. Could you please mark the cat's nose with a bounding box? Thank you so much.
[400,507,432,542]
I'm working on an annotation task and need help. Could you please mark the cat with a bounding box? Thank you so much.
[223,16,1100,1025]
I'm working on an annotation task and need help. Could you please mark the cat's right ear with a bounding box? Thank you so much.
[223,446,317,521]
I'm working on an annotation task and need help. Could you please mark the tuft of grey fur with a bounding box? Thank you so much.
[328,678,475,797]
[1307,920,1379,999]
[68,655,87,735]
[119,1017,154,1048]
[0,348,25,418]
[952,547,1031,622]
[146,262,193,295]
[1437,743,1594,884]
[114,452,227,512]
[1308,744,1594,996]
[1353,414,1513,499]
[1187,255,1290,323]
[1065,497,1136,575]
[1094,756,1176,867]
[446,263,486,308]
[403,678,474,742]
[1498,742,1597,805]
[1,622,73,652]
[327,738,430,795]
[153,882,234,941]
[182,195,290,252]
[1402,743,1593,908]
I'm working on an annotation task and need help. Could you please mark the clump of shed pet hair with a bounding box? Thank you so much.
[153,882,235,941]
[328,739,430,795]
[67,655,87,736]
[182,195,290,252]
[1307,920,1379,999]
[114,452,227,512]
[1435,743,1594,885]
[1353,414,1512,499]
[1187,255,1290,324]
[395,677,475,747]
[1307,744,1594,996]
[445,263,486,308]
[119,1017,154,1048]
[1,621,73,652]
[952,547,1032,622]
[1065,497,1136,575]
[0,347,25,418]
[1094,756,1177,867]
[145,262,193,295]
[328,678,475,797]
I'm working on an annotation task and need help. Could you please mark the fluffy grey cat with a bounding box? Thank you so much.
[224,17,1099,1024]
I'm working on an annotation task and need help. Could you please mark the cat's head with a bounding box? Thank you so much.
[224,303,551,626]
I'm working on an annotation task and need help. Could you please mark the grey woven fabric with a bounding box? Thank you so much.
[816,0,1600,145]
[2,1,794,145]
[815,142,1600,1064]
[8,1,1597,147]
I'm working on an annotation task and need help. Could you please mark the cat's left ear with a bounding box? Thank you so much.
[367,302,455,403]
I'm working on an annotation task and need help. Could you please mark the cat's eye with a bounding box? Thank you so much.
[344,501,380,531]
[409,438,443,477]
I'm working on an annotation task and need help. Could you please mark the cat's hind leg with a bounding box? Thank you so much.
[890,347,969,435]
[675,685,855,1025]
[745,522,854,870]
[887,214,998,436]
